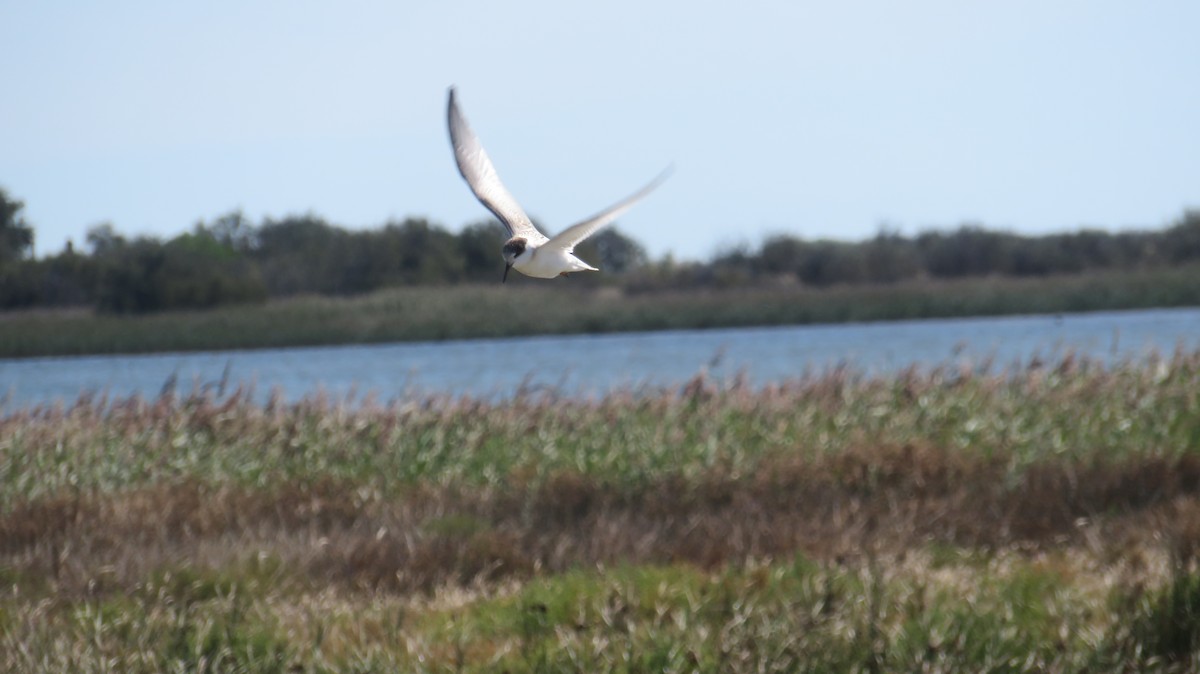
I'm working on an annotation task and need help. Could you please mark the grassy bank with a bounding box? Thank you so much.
[3,351,1200,670]
[1,264,1198,358]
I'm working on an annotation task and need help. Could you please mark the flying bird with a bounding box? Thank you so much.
[446,87,669,282]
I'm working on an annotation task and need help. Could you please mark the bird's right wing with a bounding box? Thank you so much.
[447,88,548,244]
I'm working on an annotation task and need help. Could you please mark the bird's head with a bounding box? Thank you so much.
[501,237,527,283]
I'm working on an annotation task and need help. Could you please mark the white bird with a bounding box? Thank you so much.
[447,87,669,282]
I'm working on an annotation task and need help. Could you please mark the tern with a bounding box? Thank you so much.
[447,87,669,282]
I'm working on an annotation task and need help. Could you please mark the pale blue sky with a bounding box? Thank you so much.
[2,1,1197,260]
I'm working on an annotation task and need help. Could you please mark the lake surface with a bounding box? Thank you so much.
[2,307,1199,409]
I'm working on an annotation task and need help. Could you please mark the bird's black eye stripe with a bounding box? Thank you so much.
[503,237,527,258]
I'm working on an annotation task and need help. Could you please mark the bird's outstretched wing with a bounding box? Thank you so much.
[541,166,672,255]
[447,88,548,244]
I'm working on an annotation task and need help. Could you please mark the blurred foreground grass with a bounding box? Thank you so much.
[3,350,1200,671]
[1,264,1198,357]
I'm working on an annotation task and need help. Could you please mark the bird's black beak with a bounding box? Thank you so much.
[502,263,511,284]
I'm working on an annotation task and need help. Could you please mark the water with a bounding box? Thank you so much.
[2,307,1198,408]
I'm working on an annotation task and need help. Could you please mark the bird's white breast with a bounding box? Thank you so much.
[513,246,596,278]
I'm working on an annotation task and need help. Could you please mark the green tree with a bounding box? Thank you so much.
[456,220,509,282]
[1164,210,1200,264]
[863,230,921,283]
[575,227,648,274]
[917,225,1015,278]
[197,210,256,252]
[373,217,464,285]
[758,235,806,276]
[86,222,126,255]
[252,214,345,295]
[95,231,265,314]
[0,187,35,265]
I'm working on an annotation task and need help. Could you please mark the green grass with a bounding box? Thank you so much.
[4,553,1197,672]
[3,352,1200,671]
[1,264,1198,357]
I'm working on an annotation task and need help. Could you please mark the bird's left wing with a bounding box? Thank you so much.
[541,167,672,254]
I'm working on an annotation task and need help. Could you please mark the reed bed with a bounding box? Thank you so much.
[2,264,1198,358]
[3,350,1200,671]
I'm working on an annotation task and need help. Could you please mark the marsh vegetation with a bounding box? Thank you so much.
[4,350,1200,671]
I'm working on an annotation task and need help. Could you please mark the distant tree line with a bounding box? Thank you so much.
[1,186,1198,313]
[678,216,1200,290]
[0,188,649,312]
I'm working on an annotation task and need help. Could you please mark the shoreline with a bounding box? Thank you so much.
[1,265,1197,359]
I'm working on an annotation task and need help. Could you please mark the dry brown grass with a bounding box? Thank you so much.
[6,443,1200,600]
